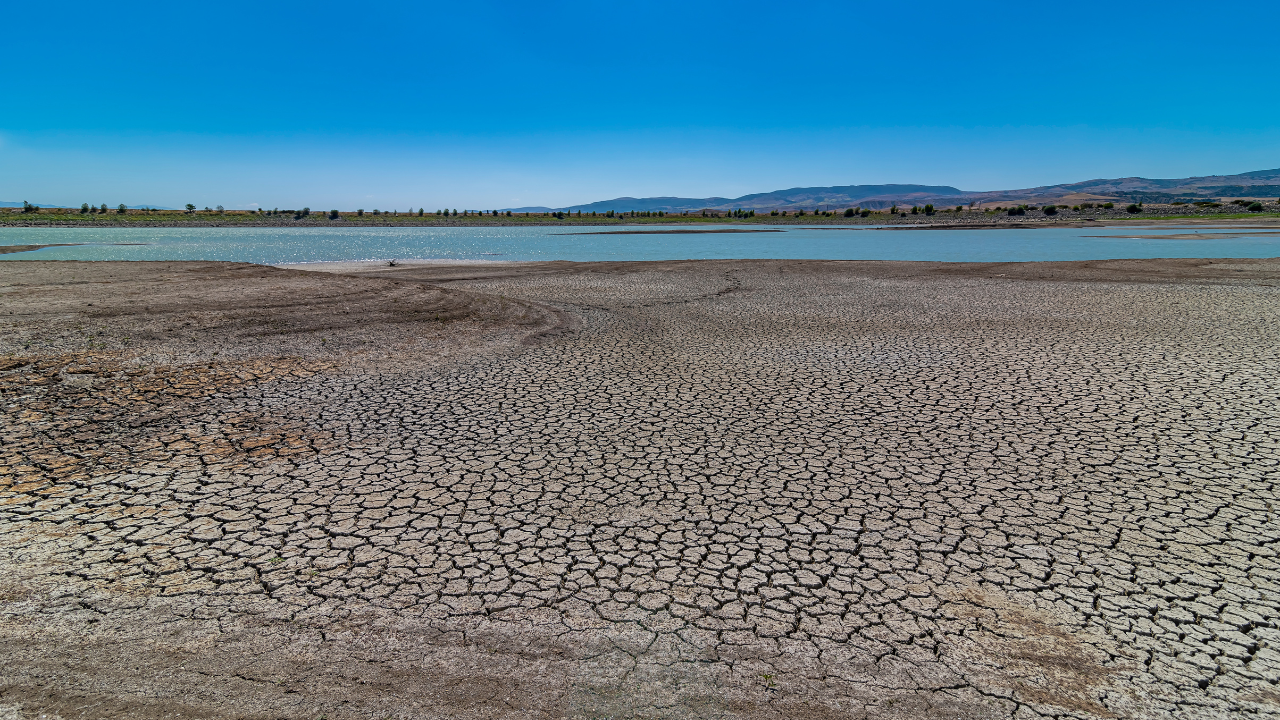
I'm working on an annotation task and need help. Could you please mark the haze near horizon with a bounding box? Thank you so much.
[2,0,1276,211]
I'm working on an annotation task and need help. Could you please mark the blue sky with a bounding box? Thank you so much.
[3,0,1277,210]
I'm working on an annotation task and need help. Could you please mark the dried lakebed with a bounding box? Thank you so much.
[1,258,1279,720]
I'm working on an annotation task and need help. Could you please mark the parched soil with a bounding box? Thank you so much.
[1,258,1279,720]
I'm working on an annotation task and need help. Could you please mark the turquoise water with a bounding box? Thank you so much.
[2,225,1279,264]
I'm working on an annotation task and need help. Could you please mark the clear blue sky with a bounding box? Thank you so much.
[3,0,1276,210]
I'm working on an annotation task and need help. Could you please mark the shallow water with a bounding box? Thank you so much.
[2,224,1279,264]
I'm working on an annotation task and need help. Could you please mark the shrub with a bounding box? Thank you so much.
[357,209,364,216]
[1231,199,1247,205]
[216,205,225,213]
[924,204,934,215]
[329,209,339,219]
[80,203,90,214]
[116,203,127,214]
[1007,206,1025,216]
[1043,205,1057,215]
[1102,202,1114,209]
[860,209,871,218]
[102,204,110,213]
[506,210,513,216]
[910,206,919,215]
[1247,202,1264,212]
[1126,204,1142,213]
[843,208,854,217]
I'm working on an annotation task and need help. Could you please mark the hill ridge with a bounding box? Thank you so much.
[530,168,1280,212]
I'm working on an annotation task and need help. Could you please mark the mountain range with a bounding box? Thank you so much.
[510,168,1280,212]
[9,168,1280,214]
[0,202,174,210]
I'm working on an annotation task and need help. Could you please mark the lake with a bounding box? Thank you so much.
[2,224,1279,264]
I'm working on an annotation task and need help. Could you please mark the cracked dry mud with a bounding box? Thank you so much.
[2,258,1279,720]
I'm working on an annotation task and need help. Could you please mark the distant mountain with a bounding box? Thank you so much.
[962,169,1280,206]
[556,184,965,213]
[517,169,1280,212]
[0,202,174,209]
[0,201,74,209]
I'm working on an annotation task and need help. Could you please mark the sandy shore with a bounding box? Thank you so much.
[2,258,1279,719]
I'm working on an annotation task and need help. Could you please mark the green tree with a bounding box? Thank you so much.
[101,204,109,213]
[329,209,340,219]
[1247,202,1264,212]
[357,209,364,216]
[117,203,127,214]
[80,203,90,214]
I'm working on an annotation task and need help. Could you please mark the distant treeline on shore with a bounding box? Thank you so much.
[3,199,1279,228]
